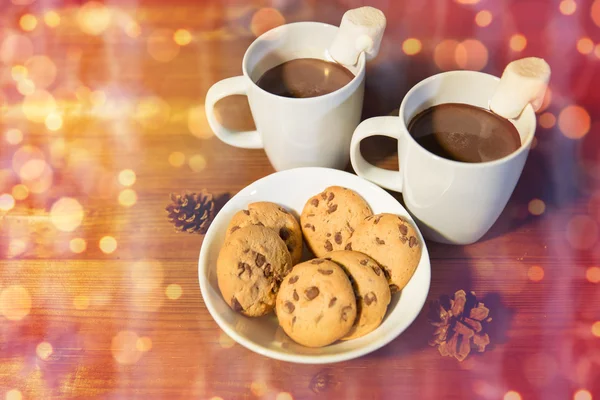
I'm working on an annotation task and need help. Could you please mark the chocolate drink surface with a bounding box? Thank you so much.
[255,58,355,98]
[407,103,521,163]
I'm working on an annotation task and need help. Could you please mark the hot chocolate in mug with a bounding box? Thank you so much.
[205,22,366,171]
[350,71,537,245]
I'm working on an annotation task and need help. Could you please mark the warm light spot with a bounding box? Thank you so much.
[25,55,57,89]
[12,184,29,200]
[5,129,23,145]
[209,397,224,400]
[475,10,493,27]
[455,39,488,70]
[165,284,183,300]
[218,331,235,348]
[75,86,91,102]
[528,265,545,282]
[174,29,192,46]
[20,14,38,31]
[0,285,32,320]
[504,391,522,400]
[136,336,152,352]
[111,331,143,365]
[509,34,527,52]
[5,389,22,400]
[118,189,137,207]
[0,34,34,64]
[8,239,27,257]
[251,381,268,397]
[36,342,53,360]
[0,193,15,211]
[566,215,598,250]
[586,266,600,283]
[188,105,213,139]
[24,166,53,194]
[147,29,180,62]
[99,236,117,254]
[77,1,112,36]
[538,86,553,112]
[275,392,294,400]
[593,0,600,27]
[402,38,422,56]
[17,79,35,96]
[73,295,89,310]
[11,65,27,81]
[125,21,141,38]
[574,389,593,400]
[528,199,546,215]
[69,238,87,254]
[168,152,186,167]
[539,112,556,129]
[577,37,594,55]
[20,159,46,181]
[251,8,285,37]
[558,105,591,139]
[22,90,57,123]
[44,11,61,28]
[118,169,136,186]
[131,260,164,291]
[135,96,171,128]
[89,91,105,108]
[45,112,63,131]
[560,0,577,15]
[188,154,207,172]
[455,0,480,3]
[434,39,460,71]
[50,197,84,232]
[595,44,600,58]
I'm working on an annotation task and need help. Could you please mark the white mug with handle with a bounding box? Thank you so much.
[205,22,366,171]
[350,71,537,245]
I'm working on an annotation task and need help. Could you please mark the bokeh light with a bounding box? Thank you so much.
[218,331,235,348]
[455,0,480,3]
[528,265,545,282]
[0,285,32,321]
[118,189,137,207]
[147,29,180,62]
[90,90,106,107]
[70,238,87,254]
[8,239,27,257]
[5,389,22,400]
[434,39,460,70]
[174,29,192,46]
[558,105,591,139]
[455,39,488,70]
[12,184,29,200]
[20,157,47,180]
[251,382,268,397]
[118,169,136,186]
[17,79,35,96]
[22,90,57,123]
[136,337,152,352]
[275,393,294,400]
[50,197,84,232]
[168,152,186,167]
[131,260,164,291]
[475,10,492,27]
[504,391,522,400]
[402,38,422,55]
[538,87,552,112]
[73,295,90,310]
[135,96,171,128]
[577,37,594,55]
[560,0,577,15]
[5,129,23,145]
[586,267,600,283]
[36,342,53,360]
[188,105,213,139]
[593,0,600,27]
[45,112,63,131]
[125,21,141,38]
[251,8,285,37]
[595,44,600,58]
[0,34,34,64]
[111,331,143,365]
[44,11,61,28]
[24,55,57,89]
[0,193,15,211]
[566,215,598,250]
[19,14,37,32]
[165,284,182,300]
[24,165,53,194]
[99,236,117,254]
[539,112,556,129]
[574,389,593,400]
[528,199,546,215]
[11,65,27,82]
[188,154,207,172]
[509,34,527,52]
[77,1,112,36]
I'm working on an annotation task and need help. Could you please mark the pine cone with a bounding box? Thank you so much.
[165,190,215,234]
[428,290,492,362]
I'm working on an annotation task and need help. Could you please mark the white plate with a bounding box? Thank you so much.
[198,167,431,364]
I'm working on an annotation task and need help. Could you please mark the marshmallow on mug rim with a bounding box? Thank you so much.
[489,57,551,119]
[328,7,386,66]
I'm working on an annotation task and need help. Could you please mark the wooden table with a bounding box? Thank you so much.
[1,0,599,399]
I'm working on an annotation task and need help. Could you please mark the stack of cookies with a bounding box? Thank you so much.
[216,186,422,348]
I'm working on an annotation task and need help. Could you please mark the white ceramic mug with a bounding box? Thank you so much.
[350,71,537,245]
[205,22,366,171]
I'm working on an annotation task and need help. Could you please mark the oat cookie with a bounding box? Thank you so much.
[300,186,372,257]
[349,213,422,293]
[325,251,391,340]
[217,225,293,317]
[276,259,357,347]
[225,202,303,264]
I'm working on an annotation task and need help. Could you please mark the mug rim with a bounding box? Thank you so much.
[241,21,366,102]
[398,70,537,169]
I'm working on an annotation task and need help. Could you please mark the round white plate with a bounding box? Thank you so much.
[198,167,431,364]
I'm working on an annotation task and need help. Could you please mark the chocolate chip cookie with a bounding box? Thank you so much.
[300,186,372,257]
[217,225,293,317]
[276,259,357,347]
[225,202,303,264]
[325,251,391,340]
[349,213,422,293]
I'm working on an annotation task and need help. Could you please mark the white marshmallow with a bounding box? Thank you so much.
[490,57,551,119]
[328,7,386,66]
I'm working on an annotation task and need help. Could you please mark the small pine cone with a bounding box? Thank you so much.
[165,190,215,234]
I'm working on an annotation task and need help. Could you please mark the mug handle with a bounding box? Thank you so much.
[350,116,405,192]
[205,76,263,149]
